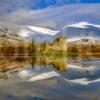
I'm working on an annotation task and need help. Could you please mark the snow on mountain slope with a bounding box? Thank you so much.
[54,22,100,40]
[67,37,100,42]
[18,26,59,37]
[17,22,100,43]
[27,26,59,36]
[64,22,100,29]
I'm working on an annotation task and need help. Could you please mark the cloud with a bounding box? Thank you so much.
[0,0,67,14]
[1,0,100,14]
[0,3,100,31]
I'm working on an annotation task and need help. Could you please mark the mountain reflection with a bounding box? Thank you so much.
[0,58,30,79]
[0,56,99,80]
[0,56,67,79]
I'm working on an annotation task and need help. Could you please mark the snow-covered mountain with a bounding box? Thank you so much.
[0,28,29,47]
[15,22,100,43]
[18,26,59,42]
[54,22,100,40]
[67,37,100,42]
[65,22,100,29]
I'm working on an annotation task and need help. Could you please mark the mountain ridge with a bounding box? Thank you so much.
[0,22,100,43]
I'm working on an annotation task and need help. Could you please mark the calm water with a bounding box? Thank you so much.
[0,56,100,100]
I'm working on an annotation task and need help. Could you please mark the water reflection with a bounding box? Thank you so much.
[0,56,67,80]
[0,56,100,80]
[0,58,30,79]
[0,56,99,100]
[31,56,67,73]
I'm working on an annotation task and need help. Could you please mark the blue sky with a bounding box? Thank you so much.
[0,0,100,13]
[0,0,100,30]
[26,0,100,10]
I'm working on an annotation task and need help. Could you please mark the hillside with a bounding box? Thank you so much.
[54,22,100,40]
[0,25,100,57]
[68,37,100,57]
[17,26,59,43]
[0,28,30,56]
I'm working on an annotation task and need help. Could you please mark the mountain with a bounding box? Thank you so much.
[66,22,100,29]
[1,22,99,43]
[18,26,59,43]
[0,28,29,47]
[55,22,100,40]
[17,22,100,43]
[68,37,100,45]
[67,36,100,42]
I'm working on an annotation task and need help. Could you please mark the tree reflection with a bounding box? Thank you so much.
[0,56,68,79]
[31,56,67,73]
[0,58,30,79]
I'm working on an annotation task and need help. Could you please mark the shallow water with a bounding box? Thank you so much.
[0,57,100,100]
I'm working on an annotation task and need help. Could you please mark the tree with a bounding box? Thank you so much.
[28,38,37,55]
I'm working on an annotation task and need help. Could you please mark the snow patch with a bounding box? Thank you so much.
[18,29,32,37]
[18,25,59,37]
[28,71,60,82]
[68,37,100,42]
[27,26,59,36]
[68,64,96,71]
[67,78,100,85]
[64,22,100,29]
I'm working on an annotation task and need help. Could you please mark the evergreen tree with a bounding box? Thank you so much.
[32,38,36,54]
[28,38,37,55]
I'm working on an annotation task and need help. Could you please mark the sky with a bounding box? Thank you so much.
[0,0,100,13]
[0,0,100,30]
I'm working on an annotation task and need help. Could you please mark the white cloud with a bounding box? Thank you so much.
[0,4,100,30]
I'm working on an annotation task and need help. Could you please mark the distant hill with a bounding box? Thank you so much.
[17,26,58,43]
[0,28,30,56]
[2,22,99,43]
[0,28,29,47]
[55,22,100,40]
